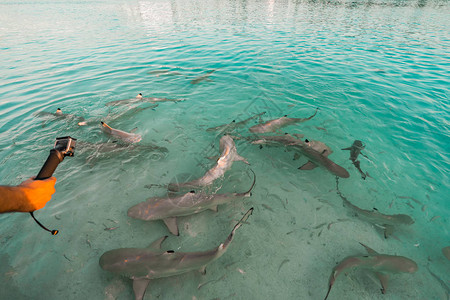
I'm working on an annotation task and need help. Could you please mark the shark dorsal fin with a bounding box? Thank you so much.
[133,278,150,300]
[209,205,218,212]
[148,236,168,250]
[163,217,179,236]
[359,243,379,255]
[130,127,138,133]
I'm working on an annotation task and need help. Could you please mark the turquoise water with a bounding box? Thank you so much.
[1,0,449,299]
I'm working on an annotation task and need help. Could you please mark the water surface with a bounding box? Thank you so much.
[0,0,449,299]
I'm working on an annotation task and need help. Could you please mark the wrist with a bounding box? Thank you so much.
[0,186,31,212]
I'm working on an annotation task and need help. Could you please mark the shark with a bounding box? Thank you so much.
[168,135,249,191]
[101,121,142,144]
[190,70,216,84]
[324,243,418,300]
[336,177,414,238]
[206,112,266,133]
[248,108,318,133]
[99,207,253,300]
[35,108,85,123]
[342,140,368,180]
[106,93,183,106]
[251,133,349,178]
[128,170,255,235]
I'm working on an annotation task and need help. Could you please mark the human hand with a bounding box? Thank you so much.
[18,177,57,212]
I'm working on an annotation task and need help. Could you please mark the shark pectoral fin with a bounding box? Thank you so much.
[148,236,168,250]
[133,279,150,300]
[209,206,218,212]
[207,155,220,160]
[199,266,207,275]
[383,225,394,239]
[163,217,179,236]
[235,154,250,165]
[359,243,379,255]
[299,161,317,170]
[375,272,389,294]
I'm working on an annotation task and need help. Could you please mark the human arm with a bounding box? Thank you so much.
[0,177,56,213]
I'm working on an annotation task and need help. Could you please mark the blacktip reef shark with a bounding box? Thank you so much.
[248,108,318,133]
[35,108,85,123]
[190,69,216,84]
[101,121,142,144]
[128,170,255,235]
[324,243,418,300]
[206,112,266,133]
[168,135,249,191]
[251,133,349,178]
[105,93,184,106]
[99,207,253,300]
[342,140,368,180]
[336,177,414,238]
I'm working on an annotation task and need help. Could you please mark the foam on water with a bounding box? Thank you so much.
[0,0,449,299]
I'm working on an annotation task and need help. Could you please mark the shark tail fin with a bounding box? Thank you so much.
[221,208,253,250]
[244,169,256,196]
[324,284,332,300]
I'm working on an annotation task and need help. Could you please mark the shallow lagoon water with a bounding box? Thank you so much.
[0,0,449,299]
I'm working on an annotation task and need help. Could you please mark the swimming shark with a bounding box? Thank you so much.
[324,243,418,300]
[336,177,414,238]
[35,108,85,123]
[206,112,266,133]
[190,70,216,84]
[251,133,349,178]
[168,135,249,191]
[248,108,318,133]
[342,140,368,180]
[105,93,184,106]
[128,170,255,235]
[101,121,142,144]
[99,208,253,300]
